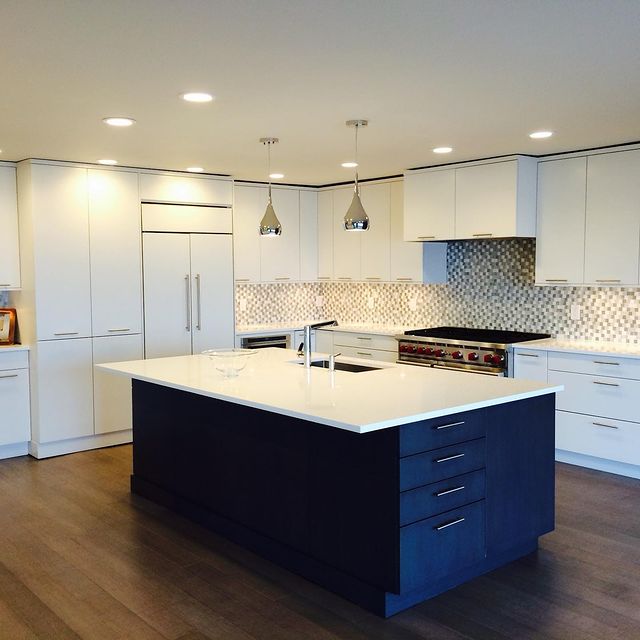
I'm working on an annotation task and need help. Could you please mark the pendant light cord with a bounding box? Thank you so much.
[354,124,359,194]
[266,140,272,202]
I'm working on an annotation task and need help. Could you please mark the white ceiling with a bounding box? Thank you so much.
[1,0,639,185]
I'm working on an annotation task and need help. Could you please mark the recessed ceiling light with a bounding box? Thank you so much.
[98,159,118,165]
[341,162,358,168]
[181,92,214,103]
[529,130,553,139]
[102,117,136,127]
[433,147,453,154]
[186,167,204,173]
[269,173,284,179]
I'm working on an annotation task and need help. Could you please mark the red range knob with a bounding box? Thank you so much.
[399,344,407,352]
[491,354,505,365]
[467,352,479,361]
[424,347,434,355]
[434,349,446,358]
[407,345,417,353]
[417,346,426,354]
[483,353,494,363]
[451,351,463,360]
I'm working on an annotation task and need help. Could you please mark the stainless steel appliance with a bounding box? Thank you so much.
[395,327,550,376]
[241,334,291,350]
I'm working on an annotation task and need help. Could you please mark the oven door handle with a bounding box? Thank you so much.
[431,363,504,377]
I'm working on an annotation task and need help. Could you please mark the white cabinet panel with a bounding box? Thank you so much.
[0,166,20,289]
[403,169,455,241]
[34,338,94,442]
[584,150,640,285]
[0,367,30,446]
[332,187,361,281]
[88,169,142,337]
[260,188,300,282]
[142,203,231,233]
[300,191,318,281]
[31,165,92,340]
[93,334,142,435]
[535,157,587,285]
[548,351,640,380]
[360,183,390,282]
[513,349,548,382]
[315,329,334,353]
[317,190,333,281]
[190,234,235,353]
[337,345,397,363]
[233,185,262,283]
[332,331,397,352]
[140,173,232,206]
[143,233,192,358]
[390,181,423,283]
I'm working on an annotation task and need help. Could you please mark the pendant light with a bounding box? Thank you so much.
[343,119,370,231]
[259,137,282,236]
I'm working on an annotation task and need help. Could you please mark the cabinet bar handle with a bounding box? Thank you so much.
[434,420,465,430]
[337,277,352,280]
[418,235,436,239]
[108,328,131,333]
[435,453,465,463]
[593,381,619,387]
[472,233,493,237]
[54,332,79,336]
[517,353,539,358]
[435,517,465,531]
[275,277,290,281]
[595,279,621,283]
[185,275,191,331]
[0,374,18,379]
[545,279,568,283]
[235,278,250,282]
[593,422,619,429]
[318,276,330,280]
[435,485,465,497]
[593,361,620,366]
[356,351,372,356]
[356,336,372,341]
[0,284,11,287]
[195,274,202,330]
[396,277,413,281]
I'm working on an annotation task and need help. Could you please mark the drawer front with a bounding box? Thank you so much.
[513,349,548,382]
[550,370,640,423]
[556,410,640,466]
[337,345,397,363]
[400,410,486,457]
[0,350,28,371]
[400,438,486,491]
[548,351,640,380]
[400,500,485,591]
[332,331,397,352]
[400,469,486,526]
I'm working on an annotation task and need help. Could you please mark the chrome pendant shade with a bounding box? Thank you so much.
[343,119,369,232]
[259,137,282,236]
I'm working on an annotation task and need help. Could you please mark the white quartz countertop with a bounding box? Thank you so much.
[516,338,640,359]
[98,348,561,434]
[0,344,29,352]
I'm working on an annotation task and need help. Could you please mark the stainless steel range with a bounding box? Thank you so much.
[395,327,550,376]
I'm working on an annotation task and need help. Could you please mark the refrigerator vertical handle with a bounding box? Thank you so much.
[195,274,202,330]
[185,275,191,331]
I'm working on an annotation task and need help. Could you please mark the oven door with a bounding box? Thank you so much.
[241,334,291,349]
[397,359,505,377]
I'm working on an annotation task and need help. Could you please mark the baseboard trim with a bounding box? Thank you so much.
[556,449,640,479]
[0,442,29,460]
[29,430,132,459]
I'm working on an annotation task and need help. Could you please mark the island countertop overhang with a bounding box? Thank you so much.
[97,348,562,434]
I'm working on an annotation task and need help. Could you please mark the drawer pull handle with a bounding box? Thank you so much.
[366,277,381,281]
[517,353,539,358]
[435,517,465,531]
[0,374,19,379]
[435,453,465,463]
[337,277,352,280]
[108,328,131,333]
[275,277,290,281]
[356,351,372,356]
[593,381,620,387]
[545,279,568,283]
[54,332,79,336]
[318,276,330,280]
[356,336,372,340]
[235,278,250,282]
[396,277,413,281]
[434,420,465,431]
[595,279,621,283]
[418,235,436,239]
[472,233,493,237]
[435,485,465,497]
[0,284,11,287]
[593,422,619,429]
[593,361,620,366]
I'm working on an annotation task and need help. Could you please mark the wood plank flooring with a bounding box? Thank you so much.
[0,445,638,639]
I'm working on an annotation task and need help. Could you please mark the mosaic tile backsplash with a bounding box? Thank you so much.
[236,239,640,343]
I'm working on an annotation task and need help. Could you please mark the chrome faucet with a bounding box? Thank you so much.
[298,320,338,368]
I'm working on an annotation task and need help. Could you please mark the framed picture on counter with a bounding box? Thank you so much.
[0,308,17,345]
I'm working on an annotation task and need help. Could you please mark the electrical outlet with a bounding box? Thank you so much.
[239,298,247,312]
[570,304,581,320]
[408,297,418,312]
[315,295,324,307]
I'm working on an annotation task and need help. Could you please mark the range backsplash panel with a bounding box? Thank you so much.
[235,239,640,343]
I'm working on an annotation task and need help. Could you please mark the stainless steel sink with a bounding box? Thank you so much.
[301,360,382,373]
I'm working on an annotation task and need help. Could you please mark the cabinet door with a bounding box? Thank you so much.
[34,338,94,442]
[31,165,92,340]
[403,169,455,241]
[233,185,262,283]
[0,166,20,289]
[190,234,235,353]
[317,190,333,281]
[513,349,548,382]
[93,334,143,434]
[360,183,390,282]
[332,187,361,281]
[139,174,232,206]
[0,368,30,445]
[142,233,192,358]
[455,161,517,239]
[300,190,318,281]
[88,169,142,336]
[585,150,640,285]
[535,157,586,285]
[390,181,423,282]
[260,188,300,282]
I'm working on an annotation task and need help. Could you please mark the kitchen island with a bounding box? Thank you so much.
[99,349,561,617]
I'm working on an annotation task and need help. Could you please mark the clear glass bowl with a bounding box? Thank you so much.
[202,348,256,378]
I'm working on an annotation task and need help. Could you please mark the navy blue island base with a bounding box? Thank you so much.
[130,380,555,617]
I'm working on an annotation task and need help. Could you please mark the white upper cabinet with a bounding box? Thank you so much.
[535,157,587,285]
[317,190,334,281]
[88,169,143,336]
[360,183,391,282]
[233,184,262,283]
[140,173,232,206]
[584,150,640,285]
[403,169,455,241]
[260,188,300,282]
[390,181,423,283]
[0,165,20,289]
[332,187,361,281]
[299,190,318,281]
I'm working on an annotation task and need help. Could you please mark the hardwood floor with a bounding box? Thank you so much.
[0,446,638,640]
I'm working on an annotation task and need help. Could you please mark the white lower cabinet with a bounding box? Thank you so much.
[315,329,334,354]
[0,350,30,456]
[332,331,398,363]
[512,349,548,382]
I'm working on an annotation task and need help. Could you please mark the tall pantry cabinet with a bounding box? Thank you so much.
[11,161,143,458]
